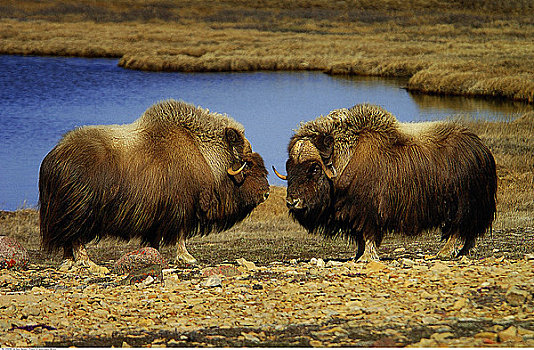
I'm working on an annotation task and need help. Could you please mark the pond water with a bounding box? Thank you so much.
[0,55,531,210]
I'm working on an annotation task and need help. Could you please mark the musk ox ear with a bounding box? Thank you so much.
[314,134,334,161]
[225,128,245,155]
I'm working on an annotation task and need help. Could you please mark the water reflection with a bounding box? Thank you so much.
[0,55,531,210]
[408,91,532,120]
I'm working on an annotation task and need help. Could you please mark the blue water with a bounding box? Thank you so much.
[0,55,531,210]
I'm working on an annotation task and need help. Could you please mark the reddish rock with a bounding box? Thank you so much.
[0,236,29,269]
[202,265,242,277]
[113,247,168,274]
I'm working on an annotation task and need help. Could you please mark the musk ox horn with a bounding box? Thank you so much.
[290,139,336,180]
[322,163,337,180]
[320,163,336,180]
[227,162,247,176]
[272,166,287,180]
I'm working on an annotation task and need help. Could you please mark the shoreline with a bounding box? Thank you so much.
[1,0,533,104]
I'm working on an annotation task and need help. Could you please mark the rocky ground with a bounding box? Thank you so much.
[1,242,534,347]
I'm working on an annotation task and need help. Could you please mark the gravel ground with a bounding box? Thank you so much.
[1,227,534,348]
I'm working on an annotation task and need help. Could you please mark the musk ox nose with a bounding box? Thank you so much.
[263,191,270,201]
[286,197,301,209]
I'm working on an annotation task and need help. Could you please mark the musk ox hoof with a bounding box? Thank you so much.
[0,236,29,270]
[175,252,198,266]
[356,254,380,263]
[58,259,75,272]
[59,259,109,275]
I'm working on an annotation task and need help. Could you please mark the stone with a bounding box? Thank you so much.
[420,291,435,300]
[413,338,438,347]
[202,265,242,277]
[0,236,29,269]
[316,258,326,268]
[505,286,530,306]
[498,326,522,342]
[202,275,222,288]
[475,332,498,341]
[326,260,343,267]
[242,332,260,343]
[518,327,534,337]
[309,340,323,347]
[452,298,468,310]
[401,258,414,267]
[525,254,534,261]
[431,332,454,341]
[122,264,163,285]
[365,261,388,272]
[422,316,438,325]
[236,258,256,271]
[140,275,155,286]
[113,247,168,275]
[459,256,470,264]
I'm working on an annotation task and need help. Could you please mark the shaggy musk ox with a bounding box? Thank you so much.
[274,104,496,261]
[39,100,269,267]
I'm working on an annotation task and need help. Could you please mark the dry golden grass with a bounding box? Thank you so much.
[1,0,533,102]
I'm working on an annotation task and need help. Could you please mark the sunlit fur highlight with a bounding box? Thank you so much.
[286,104,497,256]
[39,99,269,257]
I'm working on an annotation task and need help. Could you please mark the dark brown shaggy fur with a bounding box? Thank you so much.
[285,104,497,257]
[39,100,269,258]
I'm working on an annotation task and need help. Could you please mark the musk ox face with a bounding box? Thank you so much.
[232,151,270,208]
[282,138,337,230]
[286,158,332,212]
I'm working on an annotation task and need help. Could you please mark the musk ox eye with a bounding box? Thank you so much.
[308,163,321,177]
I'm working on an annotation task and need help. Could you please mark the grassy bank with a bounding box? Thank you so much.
[1,0,533,103]
[1,113,532,265]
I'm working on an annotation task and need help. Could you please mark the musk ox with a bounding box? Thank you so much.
[274,104,496,261]
[39,99,269,268]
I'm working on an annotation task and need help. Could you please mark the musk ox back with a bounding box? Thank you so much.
[277,104,496,261]
[39,99,269,266]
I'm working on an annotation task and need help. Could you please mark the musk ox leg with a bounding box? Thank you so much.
[356,238,380,263]
[457,235,476,257]
[59,242,109,274]
[435,233,459,259]
[353,235,365,261]
[175,237,198,265]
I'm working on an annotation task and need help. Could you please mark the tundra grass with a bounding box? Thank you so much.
[1,0,533,103]
[1,114,532,265]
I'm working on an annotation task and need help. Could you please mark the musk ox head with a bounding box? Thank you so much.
[228,150,270,209]
[274,134,337,231]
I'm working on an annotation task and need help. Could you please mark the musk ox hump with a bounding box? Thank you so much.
[291,104,403,183]
[138,99,248,183]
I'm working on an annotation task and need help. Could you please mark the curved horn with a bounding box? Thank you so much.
[227,162,246,176]
[272,166,287,180]
[320,163,337,180]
